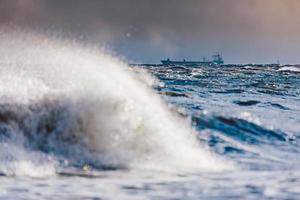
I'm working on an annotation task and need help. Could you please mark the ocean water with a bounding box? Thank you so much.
[0,31,300,199]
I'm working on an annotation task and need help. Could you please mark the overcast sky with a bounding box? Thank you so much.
[1,0,300,64]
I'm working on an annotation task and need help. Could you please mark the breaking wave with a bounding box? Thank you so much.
[0,29,229,177]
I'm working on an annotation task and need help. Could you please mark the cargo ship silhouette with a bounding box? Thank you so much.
[161,53,224,66]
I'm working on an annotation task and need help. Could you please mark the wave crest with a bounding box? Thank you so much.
[0,30,229,176]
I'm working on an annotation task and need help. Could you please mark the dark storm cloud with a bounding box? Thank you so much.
[1,0,300,63]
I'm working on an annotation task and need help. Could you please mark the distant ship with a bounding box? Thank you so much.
[161,53,224,66]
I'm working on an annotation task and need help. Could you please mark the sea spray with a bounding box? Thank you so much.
[0,29,230,176]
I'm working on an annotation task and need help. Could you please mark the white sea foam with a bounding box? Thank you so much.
[277,66,300,73]
[0,29,231,177]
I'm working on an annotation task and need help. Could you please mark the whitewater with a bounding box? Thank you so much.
[0,30,300,199]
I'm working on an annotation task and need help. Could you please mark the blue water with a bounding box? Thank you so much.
[155,65,300,161]
[142,65,300,198]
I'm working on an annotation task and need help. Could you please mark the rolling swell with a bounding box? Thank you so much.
[193,115,289,145]
[144,64,300,172]
[0,30,228,177]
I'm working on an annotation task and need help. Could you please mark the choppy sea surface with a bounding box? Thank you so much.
[0,32,300,199]
[137,64,300,199]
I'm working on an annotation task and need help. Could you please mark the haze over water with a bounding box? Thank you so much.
[2,0,300,64]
